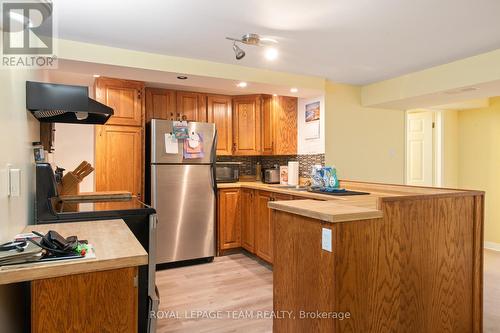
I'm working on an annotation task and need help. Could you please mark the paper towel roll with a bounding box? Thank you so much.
[288,161,299,186]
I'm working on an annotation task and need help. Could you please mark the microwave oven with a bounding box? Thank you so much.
[216,162,241,183]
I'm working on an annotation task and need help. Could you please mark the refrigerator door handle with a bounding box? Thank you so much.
[210,129,218,195]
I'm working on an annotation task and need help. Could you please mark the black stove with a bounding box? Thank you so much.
[34,163,158,332]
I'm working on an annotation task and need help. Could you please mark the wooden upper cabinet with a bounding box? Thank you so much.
[261,95,274,155]
[241,188,255,253]
[176,91,207,122]
[218,189,241,250]
[274,96,298,155]
[145,88,176,123]
[261,95,298,155]
[207,95,232,156]
[95,125,143,199]
[95,77,144,126]
[233,95,262,155]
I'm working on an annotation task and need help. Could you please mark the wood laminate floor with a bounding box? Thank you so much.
[156,250,500,333]
[484,249,500,333]
[156,253,273,333]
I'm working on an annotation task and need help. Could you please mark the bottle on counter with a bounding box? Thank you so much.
[255,162,262,181]
[32,142,45,163]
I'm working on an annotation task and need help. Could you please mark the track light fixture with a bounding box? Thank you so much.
[226,33,278,61]
[232,42,246,60]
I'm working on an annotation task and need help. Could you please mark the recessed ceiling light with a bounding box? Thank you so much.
[290,88,298,93]
[177,75,188,80]
[237,82,247,88]
[264,47,279,61]
[93,74,100,78]
[273,94,278,97]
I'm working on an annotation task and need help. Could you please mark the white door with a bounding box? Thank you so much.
[406,111,434,186]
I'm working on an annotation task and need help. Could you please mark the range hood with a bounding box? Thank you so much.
[26,81,113,124]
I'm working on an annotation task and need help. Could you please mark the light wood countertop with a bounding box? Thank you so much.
[268,199,383,223]
[0,219,147,285]
[219,180,483,223]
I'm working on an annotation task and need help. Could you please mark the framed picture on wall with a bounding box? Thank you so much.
[305,101,320,122]
[305,101,320,139]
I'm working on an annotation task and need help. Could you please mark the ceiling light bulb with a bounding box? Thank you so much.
[264,48,279,61]
[273,94,278,97]
[93,74,100,78]
[290,88,298,93]
[233,42,246,60]
[237,82,247,88]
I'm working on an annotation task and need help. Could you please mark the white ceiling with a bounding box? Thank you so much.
[52,0,500,85]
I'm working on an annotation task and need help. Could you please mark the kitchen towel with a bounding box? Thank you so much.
[287,161,299,186]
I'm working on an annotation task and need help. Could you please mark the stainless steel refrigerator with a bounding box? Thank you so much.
[149,119,217,264]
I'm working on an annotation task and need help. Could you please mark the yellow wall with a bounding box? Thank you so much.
[324,81,405,183]
[443,110,459,188]
[458,97,500,244]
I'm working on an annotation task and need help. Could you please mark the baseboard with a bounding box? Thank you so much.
[484,241,500,251]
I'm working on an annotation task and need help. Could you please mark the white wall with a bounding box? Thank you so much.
[40,71,95,191]
[297,96,325,154]
[0,69,42,332]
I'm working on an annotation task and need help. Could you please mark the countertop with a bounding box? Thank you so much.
[0,219,148,285]
[218,180,481,223]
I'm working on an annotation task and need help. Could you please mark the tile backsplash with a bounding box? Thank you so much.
[217,154,325,178]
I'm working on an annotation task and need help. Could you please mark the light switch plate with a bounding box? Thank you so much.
[9,168,21,197]
[322,228,332,252]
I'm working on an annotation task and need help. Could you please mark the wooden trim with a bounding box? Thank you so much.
[472,195,484,333]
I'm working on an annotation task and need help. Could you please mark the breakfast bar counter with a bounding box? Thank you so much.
[268,181,484,333]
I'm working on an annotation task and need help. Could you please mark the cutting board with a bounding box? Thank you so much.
[59,191,133,202]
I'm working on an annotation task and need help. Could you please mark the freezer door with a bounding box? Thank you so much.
[151,119,215,164]
[152,164,216,263]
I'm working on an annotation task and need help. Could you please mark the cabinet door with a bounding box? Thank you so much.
[32,267,138,333]
[218,189,241,250]
[255,191,273,263]
[233,95,262,155]
[274,96,298,155]
[207,95,233,155]
[241,188,255,253]
[95,77,144,126]
[145,88,176,123]
[176,91,207,122]
[95,125,143,199]
[261,95,274,155]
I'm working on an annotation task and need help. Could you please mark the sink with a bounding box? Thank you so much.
[266,184,308,191]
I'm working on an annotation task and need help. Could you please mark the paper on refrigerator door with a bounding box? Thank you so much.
[164,133,179,154]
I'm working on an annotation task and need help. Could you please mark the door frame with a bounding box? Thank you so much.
[405,109,444,187]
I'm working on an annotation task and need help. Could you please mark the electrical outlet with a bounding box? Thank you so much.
[322,228,332,252]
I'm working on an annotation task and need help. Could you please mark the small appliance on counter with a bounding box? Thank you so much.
[262,165,280,184]
[216,162,241,183]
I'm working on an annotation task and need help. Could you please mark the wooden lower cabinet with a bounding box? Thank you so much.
[217,189,293,262]
[255,191,273,263]
[241,188,255,252]
[218,189,241,250]
[31,267,138,333]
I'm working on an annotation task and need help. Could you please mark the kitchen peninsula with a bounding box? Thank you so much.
[268,181,484,333]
